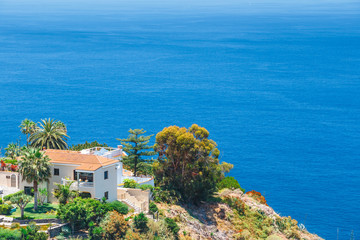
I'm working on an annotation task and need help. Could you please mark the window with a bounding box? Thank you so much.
[54,168,59,176]
[74,170,77,180]
[24,186,34,196]
[104,171,108,180]
[104,191,109,200]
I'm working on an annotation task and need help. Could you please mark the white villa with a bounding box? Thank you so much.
[0,146,153,212]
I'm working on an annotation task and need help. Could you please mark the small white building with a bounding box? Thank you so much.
[19,146,125,203]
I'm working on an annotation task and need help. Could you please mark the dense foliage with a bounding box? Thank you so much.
[100,211,129,239]
[18,148,52,211]
[53,180,78,205]
[29,118,69,149]
[107,201,129,215]
[57,197,110,231]
[123,179,139,188]
[20,222,48,240]
[0,203,12,215]
[19,119,37,147]
[0,228,21,240]
[217,176,244,192]
[153,124,231,203]
[133,212,148,232]
[149,202,158,214]
[10,193,33,219]
[70,141,108,151]
[118,129,156,176]
[3,190,24,201]
[4,142,22,160]
[164,217,180,236]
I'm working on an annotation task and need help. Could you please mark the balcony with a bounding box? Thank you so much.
[61,178,94,191]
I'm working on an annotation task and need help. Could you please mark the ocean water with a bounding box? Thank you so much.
[1,0,360,238]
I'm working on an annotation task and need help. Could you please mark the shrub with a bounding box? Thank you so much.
[0,228,21,240]
[57,197,111,231]
[133,212,148,232]
[123,179,139,188]
[0,203,12,215]
[149,202,158,214]
[20,222,48,240]
[100,211,128,239]
[107,201,129,215]
[246,190,268,206]
[139,184,153,191]
[79,192,91,199]
[223,196,245,215]
[152,187,179,204]
[145,219,176,240]
[11,223,20,229]
[217,177,244,192]
[3,190,24,201]
[165,217,180,236]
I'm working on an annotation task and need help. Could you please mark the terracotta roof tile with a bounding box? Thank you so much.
[45,149,119,171]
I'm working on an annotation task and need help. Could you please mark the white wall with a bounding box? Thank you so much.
[94,164,118,202]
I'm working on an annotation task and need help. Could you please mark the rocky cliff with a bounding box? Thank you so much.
[156,189,323,240]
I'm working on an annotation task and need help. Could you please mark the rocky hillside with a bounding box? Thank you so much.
[156,189,323,240]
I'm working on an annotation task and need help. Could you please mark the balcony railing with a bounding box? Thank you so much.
[61,178,94,190]
[79,182,94,188]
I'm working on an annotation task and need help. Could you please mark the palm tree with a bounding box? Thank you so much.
[5,142,21,159]
[53,180,78,205]
[19,119,37,147]
[29,118,69,150]
[18,148,52,211]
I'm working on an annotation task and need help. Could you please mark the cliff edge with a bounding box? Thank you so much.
[156,189,323,240]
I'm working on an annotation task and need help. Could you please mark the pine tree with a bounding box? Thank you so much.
[118,129,156,176]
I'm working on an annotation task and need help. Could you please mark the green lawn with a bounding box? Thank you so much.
[10,203,58,219]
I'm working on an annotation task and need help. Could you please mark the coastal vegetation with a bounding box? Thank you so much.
[118,129,156,176]
[0,120,323,239]
[28,118,69,150]
[70,141,108,151]
[18,148,52,211]
[19,119,37,147]
[153,124,231,203]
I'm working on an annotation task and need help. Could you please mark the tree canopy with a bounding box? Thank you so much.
[18,148,52,211]
[118,129,156,176]
[153,124,230,203]
[69,141,108,151]
[29,118,69,150]
[19,119,37,147]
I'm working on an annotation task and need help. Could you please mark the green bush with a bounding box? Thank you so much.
[152,187,179,204]
[57,197,111,231]
[217,177,244,192]
[165,217,180,236]
[79,192,91,199]
[107,201,129,215]
[0,228,21,240]
[133,212,148,232]
[4,159,18,165]
[139,184,153,191]
[20,222,48,240]
[149,202,158,214]
[3,190,24,201]
[123,179,139,188]
[0,204,12,215]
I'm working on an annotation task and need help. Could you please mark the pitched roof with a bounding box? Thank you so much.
[45,149,119,171]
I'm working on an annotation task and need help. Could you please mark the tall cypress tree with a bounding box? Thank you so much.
[118,129,156,176]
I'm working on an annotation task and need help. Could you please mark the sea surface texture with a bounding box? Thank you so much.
[1,0,359,238]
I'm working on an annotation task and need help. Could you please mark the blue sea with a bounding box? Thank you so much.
[1,0,359,238]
